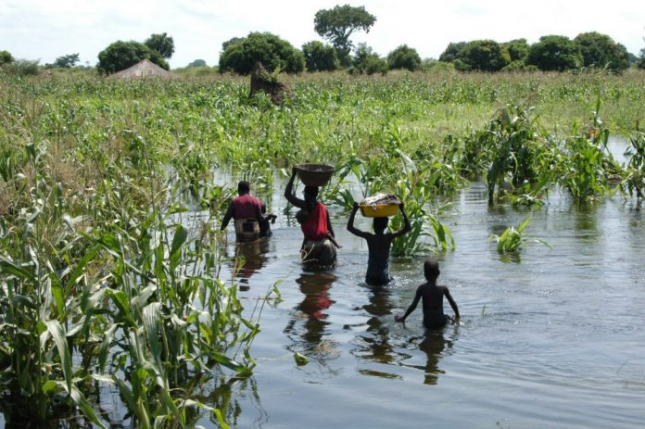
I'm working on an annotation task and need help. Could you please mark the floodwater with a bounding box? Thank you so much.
[208,173,645,428]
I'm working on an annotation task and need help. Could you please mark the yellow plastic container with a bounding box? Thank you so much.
[359,203,399,218]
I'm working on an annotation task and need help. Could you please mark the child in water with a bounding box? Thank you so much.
[347,201,411,285]
[395,259,460,329]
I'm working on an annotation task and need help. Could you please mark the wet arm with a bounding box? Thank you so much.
[347,203,370,239]
[445,288,460,319]
[284,169,306,209]
[396,287,422,322]
[220,202,234,230]
[392,205,412,238]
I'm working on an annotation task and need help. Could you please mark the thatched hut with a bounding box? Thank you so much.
[111,59,174,79]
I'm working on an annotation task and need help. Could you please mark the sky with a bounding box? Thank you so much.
[1,0,644,68]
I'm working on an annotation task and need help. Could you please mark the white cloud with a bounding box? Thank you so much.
[0,0,643,68]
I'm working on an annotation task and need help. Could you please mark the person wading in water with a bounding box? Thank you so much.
[285,167,338,268]
[221,181,268,242]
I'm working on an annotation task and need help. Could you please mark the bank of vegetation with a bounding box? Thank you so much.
[1,68,644,426]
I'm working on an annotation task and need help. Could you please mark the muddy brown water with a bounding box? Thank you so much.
[210,181,645,429]
[4,139,644,428]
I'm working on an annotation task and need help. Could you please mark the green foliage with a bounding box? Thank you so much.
[527,35,582,71]
[387,45,422,71]
[456,40,511,72]
[144,32,175,59]
[218,32,305,74]
[484,104,548,204]
[504,39,530,62]
[187,59,207,68]
[489,216,550,253]
[314,4,377,67]
[574,32,630,72]
[0,50,14,65]
[97,40,169,74]
[2,59,40,75]
[639,48,645,70]
[622,132,645,199]
[302,41,340,72]
[439,42,466,63]
[52,53,80,68]
[351,43,388,75]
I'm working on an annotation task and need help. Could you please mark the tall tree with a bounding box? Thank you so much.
[218,32,304,74]
[97,41,169,74]
[439,42,466,63]
[302,41,339,72]
[574,32,629,72]
[145,32,175,59]
[387,45,421,71]
[527,35,582,71]
[504,39,530,62]
[0,50,14,65]
[314,4,376,67]
[53,53,80,68]
[456,40,510,72]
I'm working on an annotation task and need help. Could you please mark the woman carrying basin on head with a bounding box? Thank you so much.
[285,166,337,268]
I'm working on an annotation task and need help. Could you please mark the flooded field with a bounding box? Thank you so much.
[205,177,645,428]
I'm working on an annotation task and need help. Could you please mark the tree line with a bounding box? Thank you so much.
[2,4,645,76]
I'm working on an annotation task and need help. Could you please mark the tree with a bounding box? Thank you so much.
[639,48,645,70]
[456,40,510,72]
[573,32,629,72]
[439,42,466,63]
[144,32,175,59]
[187,59,207,68]
[97,41,169,74]
[527,35,582,71]
[351,43,388,75]
[218,32,304,75]
[314,4,376,67]
[53,53,80,68]
[0,50,14,65]
[302,41,339,72]
[504,39,530,62]
[387,45,421,71]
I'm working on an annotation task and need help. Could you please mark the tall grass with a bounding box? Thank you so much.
[1,68,644,425]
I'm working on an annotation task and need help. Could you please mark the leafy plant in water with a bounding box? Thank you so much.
[489,216,550,254]
[622,131,645,199]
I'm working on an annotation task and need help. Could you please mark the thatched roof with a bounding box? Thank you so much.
[111,59,173,79]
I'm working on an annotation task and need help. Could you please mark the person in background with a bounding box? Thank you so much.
[260,203,277,238]
[221,181,264,242]
[285,167,337,267]
[347,202,411,285]
[395,259,460,329]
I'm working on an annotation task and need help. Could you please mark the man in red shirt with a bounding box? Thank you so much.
[285,168,337,268]
[221,181,266,241]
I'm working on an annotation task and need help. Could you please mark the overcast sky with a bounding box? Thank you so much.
[1,0,644,68]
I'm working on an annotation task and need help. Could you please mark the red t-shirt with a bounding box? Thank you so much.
[301,202,330,241]
[232,194,262,219]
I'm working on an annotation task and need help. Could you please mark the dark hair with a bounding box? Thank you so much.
[238,181,250,194]
[304,186,319,199]
[373,217,388,231]
[424,259,440,280]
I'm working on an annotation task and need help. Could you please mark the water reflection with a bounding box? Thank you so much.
[358,285,396,364]
[229,239,271,290]
[400,329,455,385]
[284,271,337,346]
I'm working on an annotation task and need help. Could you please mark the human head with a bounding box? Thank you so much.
[424,259,440,281]
[373,217,389,233]
[303,186,319,202]
[238,181,250,195]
